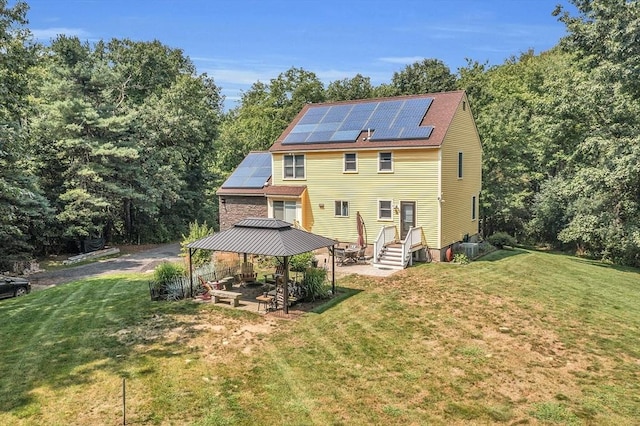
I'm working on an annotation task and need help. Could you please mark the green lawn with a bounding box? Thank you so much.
[1,249,638,424]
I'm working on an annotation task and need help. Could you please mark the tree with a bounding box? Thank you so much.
[215,67,325,176]
[0,0,52,264]
[326,74,374,101]
[30,36,223,248]
[546,0,640,265]
[555,0,640,97]
[390,58,457,95]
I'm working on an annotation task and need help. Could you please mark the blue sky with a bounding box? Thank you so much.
[25,0,574,109]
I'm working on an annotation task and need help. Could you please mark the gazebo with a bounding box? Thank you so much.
[186,218,337,313]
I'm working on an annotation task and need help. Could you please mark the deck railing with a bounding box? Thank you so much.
[400,227,423,267]
[373,225,398,262]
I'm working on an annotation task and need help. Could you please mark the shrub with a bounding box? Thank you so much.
[290,251,315,272]
[153,261,185,284]
[453,253,470,264]
[180,221,214,267]
[302,267,329,301]
[487,232,517,249]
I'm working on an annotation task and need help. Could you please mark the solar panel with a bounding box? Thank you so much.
[321,104,353,123]
[283,132,310,144]
[369,128,402,140]
[282,97,434,145]
[221,152,272,188]
[306,131,335,143]
[315,122,341,132]
[289,123,317,134]
[330,130,361,141]
[297,106,330,124]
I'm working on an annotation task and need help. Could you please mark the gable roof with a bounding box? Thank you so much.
[270,91,465,152]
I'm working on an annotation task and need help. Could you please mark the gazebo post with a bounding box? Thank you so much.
[283,256,289,314]
[331,247,336,296]
[189,248,194,297]
[243,253,248,263]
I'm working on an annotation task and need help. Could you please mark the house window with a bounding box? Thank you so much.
[378,200,393,220]
[379,152,393,172]
[457,152,463,179]
[273,200,297,224]
[472,195,476,220]
[344,153,357,172]
[334,201,349,217]
[284,154,305,179]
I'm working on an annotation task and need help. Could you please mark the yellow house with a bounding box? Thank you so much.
[219,91,482,267]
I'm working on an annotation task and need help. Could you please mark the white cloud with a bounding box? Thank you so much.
[201,67,280,86]
[31,27,91,41]
[378,56,425,65]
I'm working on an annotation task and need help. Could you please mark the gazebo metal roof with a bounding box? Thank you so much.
[187,218,336,256]
[187,218,338,314]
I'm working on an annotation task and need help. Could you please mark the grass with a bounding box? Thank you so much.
[1,249,639,424]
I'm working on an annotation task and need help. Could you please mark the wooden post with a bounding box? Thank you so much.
[331,247,336,296]
[122,377,126,425]
[189,248,194,298]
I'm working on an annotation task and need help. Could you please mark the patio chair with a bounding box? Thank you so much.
[264,264,285,285]
[334,247,346,266]
[239,261,257,284]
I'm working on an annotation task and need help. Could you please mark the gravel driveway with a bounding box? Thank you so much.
[29,243,182,290]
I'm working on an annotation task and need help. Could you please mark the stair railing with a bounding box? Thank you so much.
[401,226,424,267]
[373,225,397,263]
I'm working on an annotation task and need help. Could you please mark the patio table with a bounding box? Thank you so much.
[344,247,359,264]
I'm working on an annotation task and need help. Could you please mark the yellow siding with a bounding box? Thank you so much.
[439,94,483,247]
[273,149,440,246]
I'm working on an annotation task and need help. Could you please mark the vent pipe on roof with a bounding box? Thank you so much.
[367,128,371,139]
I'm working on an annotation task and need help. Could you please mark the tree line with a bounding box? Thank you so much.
[1,0,638,268]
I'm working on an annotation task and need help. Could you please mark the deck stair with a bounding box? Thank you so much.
[373,243,405,270]
[372,225,427,270]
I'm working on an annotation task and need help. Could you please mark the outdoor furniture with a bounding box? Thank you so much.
[343,246,359,264]
[267,285,298,310]
[335,247,346,266]
[209,289,241,307]
[238,261,257,284]
[264,264,285,284]
[255,294,274,312]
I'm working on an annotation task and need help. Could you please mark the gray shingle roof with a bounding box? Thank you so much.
[187,218,336,256]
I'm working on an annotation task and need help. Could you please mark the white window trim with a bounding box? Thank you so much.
[283,153,306,180]
[271,199,299,224]
[378,152,393,173]
[334,200,349,217]
[343,153,358,173]
[377,199,394,221]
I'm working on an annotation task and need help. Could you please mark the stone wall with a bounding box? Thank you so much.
[219,195,268,230]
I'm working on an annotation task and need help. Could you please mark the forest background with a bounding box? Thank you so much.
[1,0,638,268]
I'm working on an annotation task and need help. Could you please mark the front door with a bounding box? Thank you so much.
[400,201,416,240]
